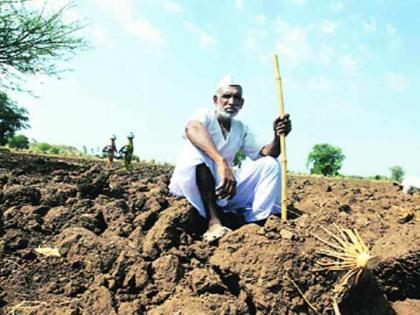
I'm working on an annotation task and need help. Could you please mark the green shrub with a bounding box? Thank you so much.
[7,134,29,149]
[33,142,51,153]
[30,142,80,156]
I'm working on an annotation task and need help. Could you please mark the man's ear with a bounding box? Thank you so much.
[213,95,218,104]
[240,98,245,108]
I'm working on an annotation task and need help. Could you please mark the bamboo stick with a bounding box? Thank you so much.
[273,54,288,221]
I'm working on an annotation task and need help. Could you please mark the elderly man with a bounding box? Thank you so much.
[169,75,292,242]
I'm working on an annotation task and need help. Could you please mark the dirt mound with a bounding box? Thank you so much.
[0,151,419,314]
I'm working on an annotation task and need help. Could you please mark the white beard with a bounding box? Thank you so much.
[216,104,238,119]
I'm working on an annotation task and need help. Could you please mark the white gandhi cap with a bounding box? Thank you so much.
[216,73,242,91]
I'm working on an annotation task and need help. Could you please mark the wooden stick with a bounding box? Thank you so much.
[273,54,288,221]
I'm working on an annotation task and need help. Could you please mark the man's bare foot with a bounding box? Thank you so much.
[202,224,232,243]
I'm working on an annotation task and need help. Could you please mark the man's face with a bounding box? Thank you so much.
[213,85,244,119]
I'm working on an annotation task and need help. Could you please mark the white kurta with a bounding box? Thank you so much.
[169,108,281,222]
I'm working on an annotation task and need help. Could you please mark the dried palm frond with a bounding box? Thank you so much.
[312,224,380,289]
[332,298,342,315]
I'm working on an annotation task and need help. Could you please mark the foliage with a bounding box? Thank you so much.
[233,150,246,168]
[30,141,80,156]
[0,0,88,91]
[307,143,345,176]
[371,174,389,181]
[0,91,29,144]
[6,133,29,149]
[335,173,391,182]
[33,142,50,152]
[336,174,364,180]
[389,165,405,183]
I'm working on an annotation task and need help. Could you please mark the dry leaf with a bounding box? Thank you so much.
[34,246,61,257]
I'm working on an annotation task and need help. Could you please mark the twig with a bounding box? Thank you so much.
[373,209,385,222]
[286,272,321,314]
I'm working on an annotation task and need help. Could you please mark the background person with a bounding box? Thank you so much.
[102,134,117,168]
[119,132,135,171]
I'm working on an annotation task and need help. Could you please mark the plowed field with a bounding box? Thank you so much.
[0,151,419,315]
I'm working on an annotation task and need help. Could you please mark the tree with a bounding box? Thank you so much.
[307,143,345,176]
[0,0,87,91]
[390,165,405,183]
[6,133,29,149]
[0,91,29,145]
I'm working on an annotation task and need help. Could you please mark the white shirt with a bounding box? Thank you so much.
[174,107,263,168]
[169,107,264,197]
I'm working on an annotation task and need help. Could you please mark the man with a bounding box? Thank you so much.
[169,74,292,242]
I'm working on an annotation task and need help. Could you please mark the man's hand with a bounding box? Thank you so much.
[185,121,237,199]
[215,159,237,200]
[273,113,292,137]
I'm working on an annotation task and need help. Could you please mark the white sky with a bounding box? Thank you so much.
[10,0,420,177]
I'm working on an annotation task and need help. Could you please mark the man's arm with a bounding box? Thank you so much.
[260,135,281,157]
[186,120,236,199]
[185,121,225,164]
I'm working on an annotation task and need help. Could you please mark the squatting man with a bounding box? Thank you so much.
[169,75,292,242]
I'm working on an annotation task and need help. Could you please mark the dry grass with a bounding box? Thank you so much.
[7,298,79,315]
[7,300,49,315]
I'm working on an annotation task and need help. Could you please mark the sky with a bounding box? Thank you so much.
[9,0,420,177]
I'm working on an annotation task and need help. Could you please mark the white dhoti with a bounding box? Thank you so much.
[169,156,281,222]
[169,107,282,222]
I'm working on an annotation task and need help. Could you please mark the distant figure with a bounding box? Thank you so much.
[119,132,135,171]
[102,135,118,168]
[400,176,420,195]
